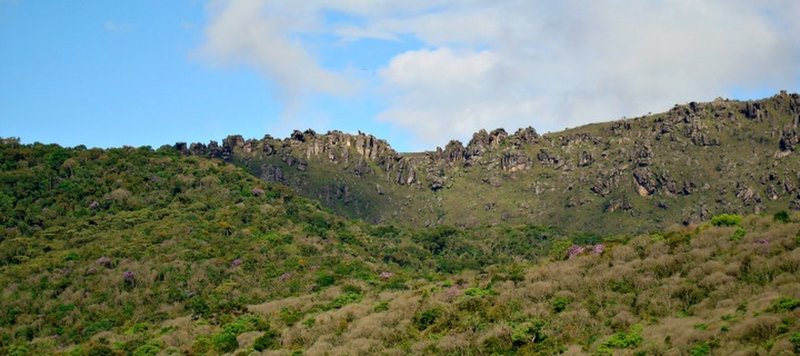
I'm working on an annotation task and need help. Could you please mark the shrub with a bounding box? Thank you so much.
[211,331,238,353]
[326,292,362,310]
[548,240,573,261]
[464,287,495,297]
[791,332,800,353]
[253,329,280,351]
[279,308,303,326]
[374,301,389,312]
[86,345,114,356]
[414,307,442,331]
[773,210,790,223]
[730,228,747,241]
[511,320,547,346]
[132,343,160,356]
[773,297,800,311]
[551,296,571,313]
[186,296,209,317]
[597,324,643,354]
[690,341,710,356]
[315,273,335,288]
[710,214,742,227]
[223,314,268,334]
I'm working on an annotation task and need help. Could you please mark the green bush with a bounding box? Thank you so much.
[689,341,710,356]
[132,343,160,356]
[773,297,800,311]
[315,273,336,288]
[253,329,280,351]
[710,214,742,227]
[730,228,747,241]
[790,332,800,353]
[464,287,495,297]
[773,210,790,223]
[548,240,573,261]
[374,301,389,312]
[279,307,303,326]
[325,292,362,310]
[511,320,546,346]
[414,307,442,331]
[551,296,571,313]
[86,345,114,356]
[597,324,643,354]
[211,331,238,353]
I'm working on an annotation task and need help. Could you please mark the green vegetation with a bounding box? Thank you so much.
[597,324,643,353]
[710,213,743,227]
[773,297,800,312]
[1,140,800,354]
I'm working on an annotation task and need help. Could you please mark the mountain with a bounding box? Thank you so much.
[2,93,800,355]
[178,92,800,234]
[1,140,799,354]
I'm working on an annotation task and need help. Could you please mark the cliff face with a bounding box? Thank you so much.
[178,91,800,233]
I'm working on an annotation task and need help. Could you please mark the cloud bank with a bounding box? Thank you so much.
[202,0,800,149]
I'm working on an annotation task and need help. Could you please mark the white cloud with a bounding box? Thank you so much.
[201,0,800,149]
[200,0,356,99]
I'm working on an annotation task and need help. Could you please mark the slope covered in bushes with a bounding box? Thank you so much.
[1,140,799,355]
[0,141,566,354]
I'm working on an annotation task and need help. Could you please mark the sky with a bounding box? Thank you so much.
[1,1,799,152]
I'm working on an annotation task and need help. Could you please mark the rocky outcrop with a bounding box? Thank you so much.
[537,149,561,166]
[175,92,800,234]
[511,127,539,145]
[742,101,766,121]
[578,151,593,167]
[500,151,531,172]
[466,129,508,161]
[440,140,466,165]
[260,164,285,183]
[780,129,799,152]
[610,121,631,135]
[633,168,657,197]
[395,159,417,185]
[736,183,763,208]
[634,142,653,166]
[591,169,623,197]
[174,142,189,155]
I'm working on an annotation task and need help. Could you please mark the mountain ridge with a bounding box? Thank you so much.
[173,91,800,234]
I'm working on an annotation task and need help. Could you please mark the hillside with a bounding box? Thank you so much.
[1,139,800,355]
[179,92,800,234]
[0,140,566,354]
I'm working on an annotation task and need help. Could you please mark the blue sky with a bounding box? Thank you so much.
[1,1,799,152]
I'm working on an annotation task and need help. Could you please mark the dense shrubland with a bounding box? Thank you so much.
[1,140,799,355]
